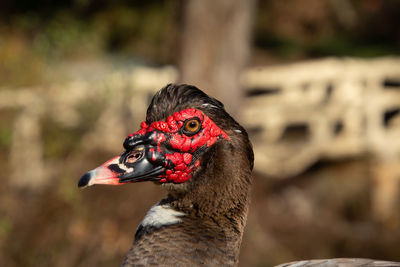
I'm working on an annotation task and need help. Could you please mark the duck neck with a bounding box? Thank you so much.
[166,139,253,238]
[125,138,253,266]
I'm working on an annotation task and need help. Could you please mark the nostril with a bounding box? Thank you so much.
[127,151,142,163]
[125,146,144,164]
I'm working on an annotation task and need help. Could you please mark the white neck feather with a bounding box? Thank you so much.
[140,203,185,228]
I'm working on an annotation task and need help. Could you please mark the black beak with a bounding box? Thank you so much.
[78,144,165,188]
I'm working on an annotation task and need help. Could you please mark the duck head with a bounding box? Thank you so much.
[78,84,252,189]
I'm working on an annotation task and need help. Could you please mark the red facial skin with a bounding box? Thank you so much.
[126,108,229,183]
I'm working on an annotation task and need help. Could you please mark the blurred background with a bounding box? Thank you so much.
[1,0,400,266]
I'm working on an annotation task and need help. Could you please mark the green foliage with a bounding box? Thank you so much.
[0,128,12,149]
[0,216,13,238]
[307,35,398,58]
[0,1,181,86]
[0,111,14,151]
[33,12,105,59]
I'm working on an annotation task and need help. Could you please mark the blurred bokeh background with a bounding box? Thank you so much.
[1,0,400,266]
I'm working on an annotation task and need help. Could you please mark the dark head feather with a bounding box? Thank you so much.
[146,84,222,121]
[146,83,254,171]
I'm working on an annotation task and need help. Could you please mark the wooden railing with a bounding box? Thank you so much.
[242,57,400,177]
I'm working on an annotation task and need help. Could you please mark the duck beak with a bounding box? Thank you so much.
[78,146,165,188]
[78,156,125,188]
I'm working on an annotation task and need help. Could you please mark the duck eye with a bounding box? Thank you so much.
[183,118,201,135]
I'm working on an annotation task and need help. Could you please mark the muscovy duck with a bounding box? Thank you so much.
[78,84,400,267]
[79,84,253,266]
